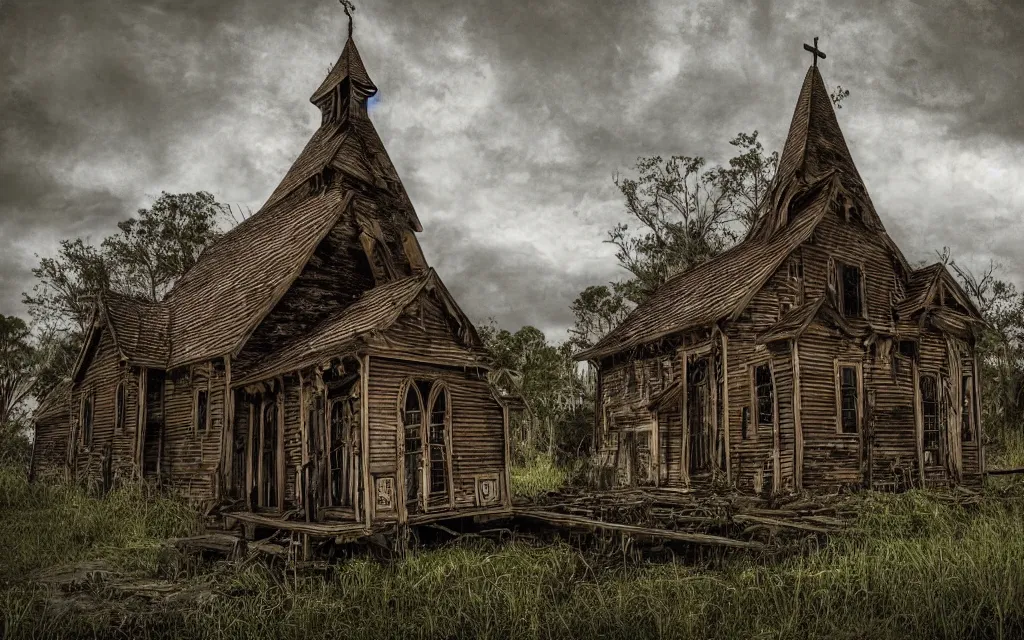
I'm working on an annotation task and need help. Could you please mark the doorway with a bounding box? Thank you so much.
[142,370,165,481]
[687,357,711,476]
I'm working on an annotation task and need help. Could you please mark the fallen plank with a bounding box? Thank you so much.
[225,511,369,537]
[513,508,765,550]
[986,468,1024,476]
[731,514,834,535]
[167,534,247,559]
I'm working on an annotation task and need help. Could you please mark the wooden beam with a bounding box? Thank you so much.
[513,509,764,550]
[912,359,924,487]
[974,352,985,477]
[769,358,780,495]
[679,349,690,487]
[277,376,286,513]
[223,356,233,495]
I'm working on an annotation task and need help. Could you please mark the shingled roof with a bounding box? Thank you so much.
[78,32,427,371]
[578,174,839,361]
[234,269,486,386]
[33,380,71,423]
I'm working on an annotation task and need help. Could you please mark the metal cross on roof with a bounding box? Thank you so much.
[803,37,826,67]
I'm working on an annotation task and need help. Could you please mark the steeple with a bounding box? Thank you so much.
[748,46,883,242]
[310,5,377,125]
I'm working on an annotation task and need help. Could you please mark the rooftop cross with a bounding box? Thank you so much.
[340,0,355,38]
[803,36,826,67]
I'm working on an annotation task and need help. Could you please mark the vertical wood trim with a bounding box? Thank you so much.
[912,359,924,486]
[257,398,266,508]
[360,355,371,530]
[791,340,803,491]
[223,357,233,494]
[709,346,719,478]
[502,397,512,508]
[396,379,410,524]
[679,349,690,486]
[973,352,984,477]
[135,367,147,476]
[720,332,731,483]
[649,410,659,488]
[769,358,780,495]
[277,376,285,512]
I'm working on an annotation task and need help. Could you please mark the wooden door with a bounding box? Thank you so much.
[141,370,164,481]
[687,357,711,476]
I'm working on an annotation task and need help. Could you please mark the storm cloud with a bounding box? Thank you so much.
[1,0,1021,340]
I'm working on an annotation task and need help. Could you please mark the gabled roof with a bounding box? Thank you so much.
[233,269,486,386]
[163,187,355,366]
[577,175,838,361]
[34,380,71,423]
[755,295,863,345]
[100,290,170,367]
[78,33,423,370]
[897,262,984,321]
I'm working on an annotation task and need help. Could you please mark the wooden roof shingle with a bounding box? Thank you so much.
[577,176,838,361]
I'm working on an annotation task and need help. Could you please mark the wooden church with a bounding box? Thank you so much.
[30,24,512,533]
[577,46,987,494]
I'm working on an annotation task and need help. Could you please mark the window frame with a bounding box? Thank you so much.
[836,260,867,319]
[79,390,95,448]
[747,359,775,439]
[833,360,863,435]
[114,381,127,435]
[920,372,942,466]
[193,387,210,437]
[425,381,454,509]
[961,375,974,443]
[398,379,426,510]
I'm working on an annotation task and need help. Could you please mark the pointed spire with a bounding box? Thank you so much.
[310,2,376,108]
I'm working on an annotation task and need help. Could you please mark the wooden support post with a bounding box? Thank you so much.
[679,349,689,487]
[770,359,781,495]
[135,367,147,477]
[721,332,731,483]
[277,376,286,512]
[502,401,512,508]
[912,359,924,487]
[223,357,233,494]
[791,340,804,491]
[974,353,985,477]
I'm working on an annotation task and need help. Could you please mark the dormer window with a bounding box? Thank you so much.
[838,263,864,318]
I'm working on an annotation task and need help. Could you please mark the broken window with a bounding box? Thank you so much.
[194,389,209,435]
[427,386,450,497]
[402,384,423,507]
[80,393,94,447]
[921,375,941,466]
[961,376,974,442]
[754,364,774,428]
[114,383,126,434]
[840,263,863,317]
[329,399,352,506]
[838,365,859,434]
[897,340,917,360]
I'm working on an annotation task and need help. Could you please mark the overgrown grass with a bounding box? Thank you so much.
[5,466,1024,639]
[510,455,567,498]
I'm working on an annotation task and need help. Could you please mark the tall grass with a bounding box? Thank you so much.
[5,466,1024,639]
[510,455,567,498]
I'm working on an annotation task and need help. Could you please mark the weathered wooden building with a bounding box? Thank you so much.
[30,29,512,531]
[577,58,986,494]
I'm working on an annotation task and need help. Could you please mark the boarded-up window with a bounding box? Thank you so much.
[114,383,126,434]
[839,366,859,434]
[80,394,94,446]
[840,264,863,317]
[195,389,209,435]
[921,375,941,465]
[754,364,773,427]
[961,376,973,442]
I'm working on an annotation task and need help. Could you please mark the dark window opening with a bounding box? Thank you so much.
[195,389,209,434]
[839,366,859,434]
[898,340,917,360]
[403,385,423,506]
[788,258,804,280]
[921,375,941,466]
[625,364,637,396]
[962,376,974,442]
[840,264,863,317]
[81,395,94,446]
[428,389,449,497]
[754,364,774,427]
[741,407,750,440]
[115,383,126,433]
[687,357,711,474]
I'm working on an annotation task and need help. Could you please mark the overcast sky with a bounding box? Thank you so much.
[1,0,1021,341]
